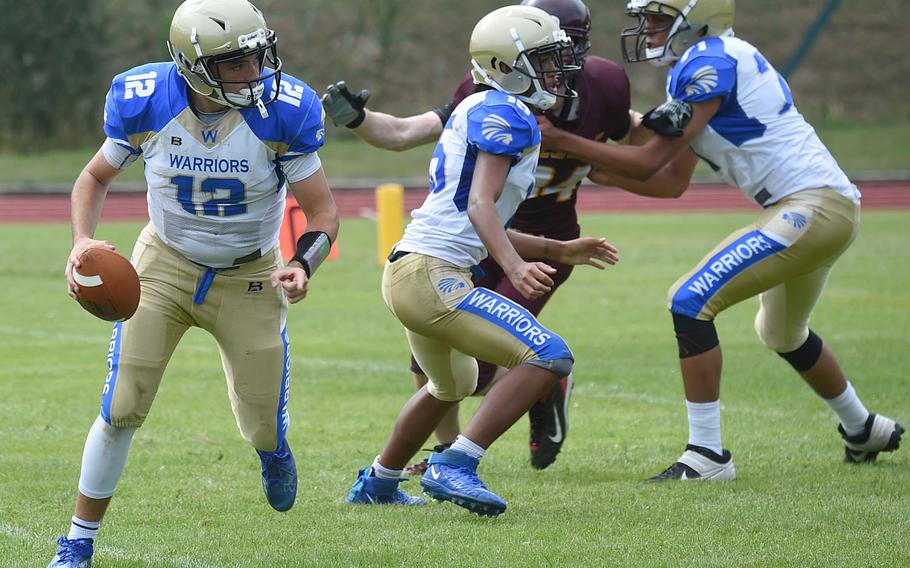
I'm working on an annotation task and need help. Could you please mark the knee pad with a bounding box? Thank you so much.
[777,330,823,372]
[672,312,719,358]
[526,357,573,378]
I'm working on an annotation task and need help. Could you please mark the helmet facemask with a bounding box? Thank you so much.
[563,26,591,65]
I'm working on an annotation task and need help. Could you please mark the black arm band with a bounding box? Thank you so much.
[432,103,454,126]
[291,231,331,277]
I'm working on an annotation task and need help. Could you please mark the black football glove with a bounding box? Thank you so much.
[321,81,371,128]
[641,99,693,138]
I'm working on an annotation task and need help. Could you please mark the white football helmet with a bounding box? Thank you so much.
[167,0,281,115]
[621,0,735,66]
[469,5,580,110]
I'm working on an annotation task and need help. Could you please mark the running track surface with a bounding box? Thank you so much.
[1,181,908,223]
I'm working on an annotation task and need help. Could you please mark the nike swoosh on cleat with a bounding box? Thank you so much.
[430,466,441,480]
[547,403,563,443]
[680,471,692,480]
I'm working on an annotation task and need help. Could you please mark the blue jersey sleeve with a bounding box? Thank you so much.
[465,94,539,160]
[246,74,326,161]
[103,82,135,153]
[287,88,325,156]
[671,53,737,103]
[103,62,181,154]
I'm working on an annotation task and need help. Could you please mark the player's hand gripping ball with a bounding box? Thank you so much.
[74,247,140,322]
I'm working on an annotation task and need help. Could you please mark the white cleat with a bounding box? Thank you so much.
[840,413,904,463]
[649,444,736,481]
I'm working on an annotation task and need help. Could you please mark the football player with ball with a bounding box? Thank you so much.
[50,0,339,565]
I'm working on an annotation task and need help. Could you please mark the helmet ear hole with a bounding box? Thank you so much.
[497,61,513,74]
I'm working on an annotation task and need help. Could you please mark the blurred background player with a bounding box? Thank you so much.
[48,0,339,566]
[537,0,904,480]
[343,5,618,515]
[322,0,633,471]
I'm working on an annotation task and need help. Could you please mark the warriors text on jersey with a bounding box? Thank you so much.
[668,36,860,206]
[452,56,631,237]
[395,90,541,268]
[103,62,325,268]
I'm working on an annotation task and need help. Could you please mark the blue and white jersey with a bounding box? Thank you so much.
[395,90,541,268]
[103,62,325,267]
[668,37,859,206]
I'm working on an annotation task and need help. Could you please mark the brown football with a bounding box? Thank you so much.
[74,247,141,322]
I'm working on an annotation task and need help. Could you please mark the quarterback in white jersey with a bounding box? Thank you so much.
[539,0,903,482]
[50,1,339,566]
[345,6,617,516]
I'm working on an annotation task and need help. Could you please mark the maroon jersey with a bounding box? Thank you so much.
[451,56,631,237]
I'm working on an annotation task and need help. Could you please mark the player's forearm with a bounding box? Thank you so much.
[304,208,340,244]
[469,202,522,274]
[507,230,560,262]
[554,131,663,181]
[603,147,699,198]
[70,169,110,242]
[354,110,441,151]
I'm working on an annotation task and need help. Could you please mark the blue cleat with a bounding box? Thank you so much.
[346,467,427,505]
[257,438,297,512]
[420,449,507,516]
[47,536,93,568]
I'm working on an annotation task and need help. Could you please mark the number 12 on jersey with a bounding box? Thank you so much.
[170,175,247,217]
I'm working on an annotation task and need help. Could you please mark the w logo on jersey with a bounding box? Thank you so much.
[437,277,466,294]
[685,65,719,97]
[201,129,219,144]
[782,211,807,229]
[481,114,513,145]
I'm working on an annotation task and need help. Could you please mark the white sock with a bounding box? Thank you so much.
[686,400,723,455]
[67,516,100,541]
[370,457,402,480]
[825,382,870,436]
[450,435,485,460]
[78,415,137,499]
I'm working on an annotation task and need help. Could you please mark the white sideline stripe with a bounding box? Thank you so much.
[73,270,103,287]
[0,523,218,568]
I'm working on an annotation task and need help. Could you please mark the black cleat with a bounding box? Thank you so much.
[529,373,573,470]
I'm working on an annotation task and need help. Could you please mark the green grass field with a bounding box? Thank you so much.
[1,212,908,567]
[1,120,909,187]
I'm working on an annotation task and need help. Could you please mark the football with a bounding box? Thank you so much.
[74,247,141,322]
